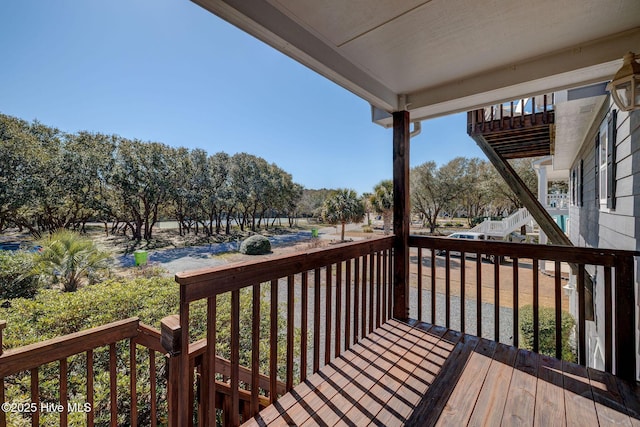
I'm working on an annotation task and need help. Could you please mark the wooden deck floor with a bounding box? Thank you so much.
[243,319,640,427]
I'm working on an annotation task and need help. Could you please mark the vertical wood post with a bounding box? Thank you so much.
[615,255,636,381]
[393,111,410,321]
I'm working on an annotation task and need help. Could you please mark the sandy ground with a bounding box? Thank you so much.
[408,248,570,311]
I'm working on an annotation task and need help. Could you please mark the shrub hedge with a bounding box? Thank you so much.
[519,304,576,362]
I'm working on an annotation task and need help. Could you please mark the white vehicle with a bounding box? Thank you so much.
[436,232,504,263]
[436,232,485,258]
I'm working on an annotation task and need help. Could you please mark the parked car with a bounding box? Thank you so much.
[436,232,486,258]
[436,232,506,263]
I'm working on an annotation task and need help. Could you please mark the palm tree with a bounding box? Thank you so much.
[35,229,110,292]
[370,180,393,235]
[321,189,365,242]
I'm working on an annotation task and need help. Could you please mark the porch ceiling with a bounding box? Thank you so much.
[193,0,640,124]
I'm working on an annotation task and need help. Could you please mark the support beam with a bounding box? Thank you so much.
[472,134,571,246]
[393,111,410,321]
[473,134,594,320]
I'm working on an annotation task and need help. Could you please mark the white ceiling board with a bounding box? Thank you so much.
[270,0,430,47]
[339,0,640,94]
[192,0,640,118]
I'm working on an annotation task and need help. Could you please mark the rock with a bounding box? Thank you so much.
[239,235,271,255]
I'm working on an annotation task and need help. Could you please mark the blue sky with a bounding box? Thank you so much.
[0,0,484,194]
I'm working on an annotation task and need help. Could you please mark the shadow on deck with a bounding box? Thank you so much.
[245,319,640,427]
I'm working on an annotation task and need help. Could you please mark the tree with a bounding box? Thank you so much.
[483,158,538,216]
[34,229,110,292]
[109,140,174,240]
[370,180,393,234]
[321,189,365,241]
[460,158,492,225]
[411,158,468,232]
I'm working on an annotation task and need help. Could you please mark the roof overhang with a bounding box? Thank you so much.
[193,0,640,124]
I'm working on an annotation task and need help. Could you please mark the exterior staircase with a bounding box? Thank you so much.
[470,207,533,238]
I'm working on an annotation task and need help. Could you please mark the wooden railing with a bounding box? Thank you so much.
[468,94,555,134]
[409,235,637,381]
[163,236,394,426]
[0,318,166,427]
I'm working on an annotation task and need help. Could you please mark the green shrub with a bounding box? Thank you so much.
[240,235,271,255]
[35,230,111,292]
[0,251,39,299]
[519,304,576,362]
[362,225,374,233]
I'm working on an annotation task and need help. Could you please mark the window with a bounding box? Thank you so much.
[597,109,617,209]
[599,120,608,205]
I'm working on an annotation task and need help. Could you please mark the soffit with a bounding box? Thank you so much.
[553,95,607,170]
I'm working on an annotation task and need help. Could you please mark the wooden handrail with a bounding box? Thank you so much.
[0,317,140,378]
[176,236,394,302]
[0,317,169,427]
[409,235,639,265]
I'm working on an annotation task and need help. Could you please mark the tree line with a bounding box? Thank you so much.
[411,156,554,232]
[0,114,302,240]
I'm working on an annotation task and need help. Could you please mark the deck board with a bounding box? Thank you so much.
[243,319,640,426]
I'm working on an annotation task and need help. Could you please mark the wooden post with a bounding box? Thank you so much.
[160,315,181,427]
[393,110,410,321]
[615,255,636,381]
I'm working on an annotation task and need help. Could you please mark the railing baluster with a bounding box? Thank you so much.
[494,256,500,342]
[604,266,612,372]
[387,248,393,321]
[230,289,240,426]
[510,101,514,128]
[383,250,389,323]
[532,96,537,124]
[376,251,382,329]
[369,254,374,334]
[300,273,309,381]
[60,358,68,427]
[206,295,217,425]
[325,265,332,366]
[129,340,136,427]
[110,342,117,427]
[287,275,295,390]
[555,261,562,360]
[149,349,157,427]
[460,253,466,334]
[445,251,451,328]
[87,349,94,427]
[31,368,39,427]
[418,247,423,321]
[252,284,261,414]
[335,263,342,358]
[345,261,351,352]
[353,259,360,344]
[577,264,586,366]
[313,269,320,373]
[431,249,436,324]
[270,279,278,403]
[361,255,367,339]
[513,259,519,348]
[476,252,482,338]
[533,259,540,354]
